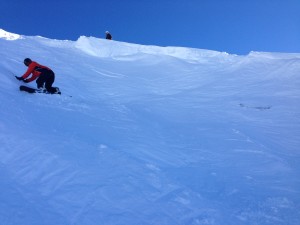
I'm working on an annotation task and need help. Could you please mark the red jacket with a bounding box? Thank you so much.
[22,61,51,82]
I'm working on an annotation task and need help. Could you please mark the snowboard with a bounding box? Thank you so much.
[20,85,61,94]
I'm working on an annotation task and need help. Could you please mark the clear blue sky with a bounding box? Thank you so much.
[1,0,299,55]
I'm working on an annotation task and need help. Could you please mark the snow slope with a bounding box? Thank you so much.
[0,29,300,225]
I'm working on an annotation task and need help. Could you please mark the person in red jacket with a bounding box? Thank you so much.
[16,58,59,94]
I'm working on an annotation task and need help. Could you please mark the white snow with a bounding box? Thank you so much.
[0,29,22,40]
[0,28,300,225]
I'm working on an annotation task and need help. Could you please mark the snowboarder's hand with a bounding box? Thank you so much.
[15,76,24,81]
[23,79,29,83]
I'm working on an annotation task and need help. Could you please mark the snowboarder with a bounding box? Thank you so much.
[15,58,59,94]
[105,31,112,40]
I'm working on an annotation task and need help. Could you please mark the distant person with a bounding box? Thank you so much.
[105,31,112,40]
[15,58,60,94]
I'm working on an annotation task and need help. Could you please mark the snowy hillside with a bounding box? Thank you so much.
[0,29,300,225]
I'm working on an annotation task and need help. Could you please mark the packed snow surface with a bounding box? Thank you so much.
[0,29,300,225]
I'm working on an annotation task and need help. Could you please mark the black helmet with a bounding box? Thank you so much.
[24,58,32,66]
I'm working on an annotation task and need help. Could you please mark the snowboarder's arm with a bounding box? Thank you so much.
[21,64,34,79]
[23,77,34,82]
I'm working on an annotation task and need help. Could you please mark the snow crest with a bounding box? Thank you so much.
[75,35,231,61]
[0,28,22,40]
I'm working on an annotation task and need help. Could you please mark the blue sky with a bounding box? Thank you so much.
[1,0,299,55]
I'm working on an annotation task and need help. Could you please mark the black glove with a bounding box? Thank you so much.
[23,79,30,83]
[15,76,24,81]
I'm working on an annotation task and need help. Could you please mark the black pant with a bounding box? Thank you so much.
[36,70,56,93]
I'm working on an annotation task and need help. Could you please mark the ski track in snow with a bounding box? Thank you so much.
[0,30,300,225]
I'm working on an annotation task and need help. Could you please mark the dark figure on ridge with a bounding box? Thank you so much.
[105,31,112,40]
